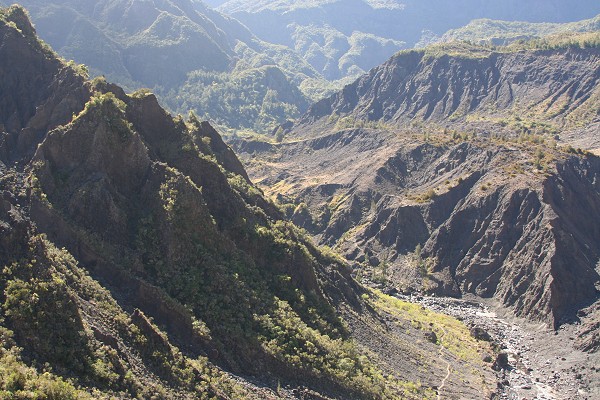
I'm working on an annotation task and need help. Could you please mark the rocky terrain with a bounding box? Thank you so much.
[233,37,600,339]
[0,6,499,399]
[294,41,600,141]
[401,293,600,399]
[8,1,600,133]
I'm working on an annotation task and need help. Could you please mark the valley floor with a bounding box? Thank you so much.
[398,294,600,400]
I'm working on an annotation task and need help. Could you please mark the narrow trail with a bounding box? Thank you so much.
[437,325,451,400]
[395,294,600,400]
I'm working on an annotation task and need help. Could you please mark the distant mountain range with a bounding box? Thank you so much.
[216,0,600,81]
[4,0,599,135]
[0,0,318,132]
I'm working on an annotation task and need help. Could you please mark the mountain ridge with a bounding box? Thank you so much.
[0,0,319,133]
[293,38,600,143]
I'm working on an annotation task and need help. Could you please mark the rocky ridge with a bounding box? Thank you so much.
[295,43,599,142]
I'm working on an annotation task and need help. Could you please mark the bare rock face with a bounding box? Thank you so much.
[233,43,600,329]
[0,187,29,262]
[576,301,600,353]
[295,45,600,145]
[420,155,600,326]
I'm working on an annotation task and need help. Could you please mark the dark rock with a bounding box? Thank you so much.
[471,326,492,342]
[424,331,438,344]
[493,351,510,371]
[91,326,119,350]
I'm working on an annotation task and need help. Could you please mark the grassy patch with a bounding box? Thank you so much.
[370,290,485,364]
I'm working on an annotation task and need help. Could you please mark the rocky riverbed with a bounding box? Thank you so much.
[394,293,600,400]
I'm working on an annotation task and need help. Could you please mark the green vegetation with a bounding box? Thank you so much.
[327,113,395,131]
[16,66,421,397]
[0,5,57,59]
[0,334,92,400]
[370,291,487,364]
[131,199,411,398]
[163,66,309,133]
[423,31,600,59]
[371,259,390,285]
[299,77,354,102]
[441,14,600,45]
[408,245,437,291]
[0,235,252,398]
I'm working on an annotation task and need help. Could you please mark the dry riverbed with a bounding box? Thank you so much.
[394,293,600,400]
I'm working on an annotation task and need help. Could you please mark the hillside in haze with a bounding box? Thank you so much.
[0,0,321,133]
[432,13,600,46]
[0,5,500,399]
[217,0,600,83]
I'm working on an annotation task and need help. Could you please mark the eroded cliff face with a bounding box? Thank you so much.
[420,155,600,325]
[297,44,600,129]
[236,96,600,330]
[233,38,600,329]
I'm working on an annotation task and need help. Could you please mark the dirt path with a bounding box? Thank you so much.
[437,325,451,400]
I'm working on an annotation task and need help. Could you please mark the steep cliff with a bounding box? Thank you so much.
[296,41,600,143]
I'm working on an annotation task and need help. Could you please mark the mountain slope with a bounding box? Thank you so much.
[0,6,495,399]
[233,37,600,329]
[0,0,316,133]
[295,38,600,145]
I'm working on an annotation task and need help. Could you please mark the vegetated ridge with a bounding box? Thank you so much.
[433,13,600,46]
[0,0,319,133]
[0,6,496,399]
